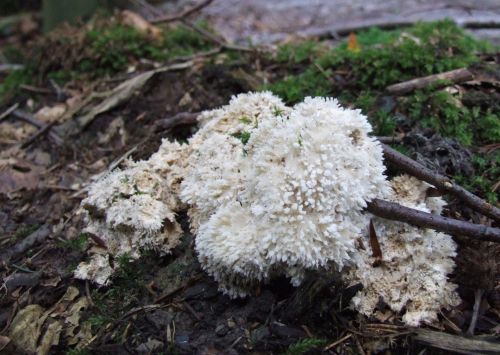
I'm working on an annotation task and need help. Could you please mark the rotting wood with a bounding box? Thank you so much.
[415,328,500,355]
[366,199,500,243]
[381,144,500,222]
[386,68,473,95]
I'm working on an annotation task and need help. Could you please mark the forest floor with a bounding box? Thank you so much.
[0,4,499,355]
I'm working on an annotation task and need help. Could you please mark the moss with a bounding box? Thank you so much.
[285,338,328,355]
[0,68,32,101]
[455,153,499,205]
[266,20,495,142]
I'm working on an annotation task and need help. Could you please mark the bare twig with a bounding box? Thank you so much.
[0,64,24,72]
[375,136,403,144]
[11,109,63,145]
[386,68,473,95]
[324,333,352,351]
[21,121,57,148]
[151,0,213,24]
[467,289,484,336]
[381,144,500,222]
[415,328,500,354]
[0,103,19,123]
[366,199,500,243]
[0,225,51,266]
[155,111,200,131]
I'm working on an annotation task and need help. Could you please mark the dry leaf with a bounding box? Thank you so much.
[9,304,45,353]
[34,105,67,124]
[369,219,383,267]
[347,33,360,53]
[37,320,63,355]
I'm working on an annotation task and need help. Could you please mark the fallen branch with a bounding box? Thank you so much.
[415,328,500,354]
[386,68,473,95]
[304,17,500,39]
[366,199,500,243]
[11,109,63,145]
[151,0,213,24]
[381,144,500,222]
[155,111,199,131]
[21,121,58,148]
[0,225,51,266]
[0,103,19,123]
[376,136,403,144]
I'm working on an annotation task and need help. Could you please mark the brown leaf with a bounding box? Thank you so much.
[369,219,383,267]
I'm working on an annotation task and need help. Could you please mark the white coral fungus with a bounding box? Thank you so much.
[182,94,390,296]
[75,140,186,285]
[78,92,460,326]
[345,175,459,326]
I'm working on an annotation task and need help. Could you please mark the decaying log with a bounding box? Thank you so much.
[386,68,473,95]
[381,144,500,222]
[415,329,500,355]
[366,199,500,243]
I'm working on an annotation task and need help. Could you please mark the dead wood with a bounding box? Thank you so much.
[366,199,500,243]
[386,68,473,95]
[381,144,500,222]
[305,17,500,39]
[151,0,213,24]
[0,225,51,266]
[415,328,500,355]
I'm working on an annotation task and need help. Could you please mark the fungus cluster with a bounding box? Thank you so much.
[345,175,459,326]
[76,92,460,325]
[75,140,187,285]
[182,95,389,296]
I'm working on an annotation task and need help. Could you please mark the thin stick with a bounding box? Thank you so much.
[386,68,473,95]
[467,289,484,336]
[0,103,19,123]
[21,121,57,148]
[381,144,500,222]
[11,109,63,145]
[324,333,352,351]
[155,111,200,131]
[0,225,51,265]
[366,199,500,243]
[151,0,213,24]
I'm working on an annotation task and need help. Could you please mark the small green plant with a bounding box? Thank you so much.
[285,338,328,355]
[232,131,251,145]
